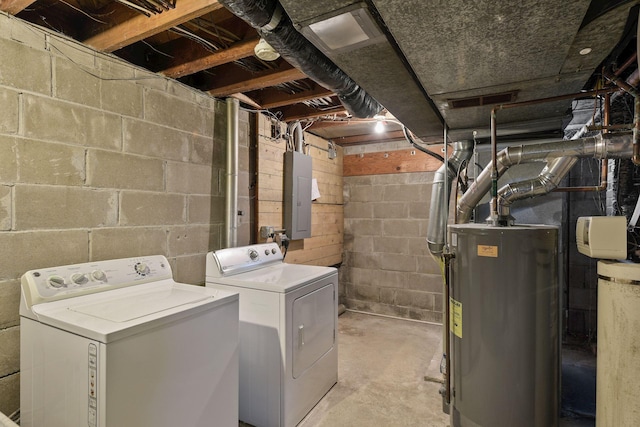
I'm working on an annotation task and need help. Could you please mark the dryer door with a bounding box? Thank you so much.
[292,283,335,378]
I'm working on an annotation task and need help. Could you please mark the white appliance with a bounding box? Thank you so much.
[20,255,239,427]
[206,243,338,427]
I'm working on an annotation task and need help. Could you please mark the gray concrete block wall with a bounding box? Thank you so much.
[0,14,245,415]
[342,172,444,323]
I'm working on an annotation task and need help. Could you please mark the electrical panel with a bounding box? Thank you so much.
[284,151,312,240]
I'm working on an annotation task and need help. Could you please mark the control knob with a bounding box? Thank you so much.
[71,273,88,285]
[249,249,258,261]
[135,262,150,276]
[48,275,65,288]
[91,270,107,282]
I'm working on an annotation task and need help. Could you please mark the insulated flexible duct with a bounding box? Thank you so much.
[219,0,383,118]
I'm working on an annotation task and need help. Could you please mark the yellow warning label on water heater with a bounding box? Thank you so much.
[477,245,498,258]
[450,297,462,338]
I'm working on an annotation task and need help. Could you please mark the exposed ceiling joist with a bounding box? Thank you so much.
[83,0,225,52]
[161,36,259,78]
[0,0,35,14]
[258,84,335,109]
[331,130,406,146]
[206,63,306,97]
[276,103,347,122]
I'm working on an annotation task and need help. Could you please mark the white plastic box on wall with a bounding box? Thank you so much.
[576,216,627,259]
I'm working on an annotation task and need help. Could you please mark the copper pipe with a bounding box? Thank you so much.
[603,70,640,165]
[615,53,638,77]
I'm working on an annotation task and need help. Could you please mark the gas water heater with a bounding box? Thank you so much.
[448,224,560,427]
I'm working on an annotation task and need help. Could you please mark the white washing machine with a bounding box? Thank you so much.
[20,255,239,427]
[206,243,338,427]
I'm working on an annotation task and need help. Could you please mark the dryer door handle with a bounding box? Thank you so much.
[298,324,305,348]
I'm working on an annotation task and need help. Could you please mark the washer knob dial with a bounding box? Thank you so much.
[91,270,107,282]
[271,248,277,254]
[135,262,150,276]
[48,275,65,288]
[249,249,258,261]
[71,273,88,285]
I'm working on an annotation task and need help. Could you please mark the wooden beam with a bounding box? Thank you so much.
[0,0,35,14]
[332,130,407,146]
[278,104,348,122]
[161,37,260,78]
[257,85,335,109]
[207,64,307,97]
[83,0,225,52]
[308,119,375,130]
[343,146,445,176]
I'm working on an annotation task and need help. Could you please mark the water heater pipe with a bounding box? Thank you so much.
[426,140,473,257]
[456,132,634,223]
[225,97,239,248]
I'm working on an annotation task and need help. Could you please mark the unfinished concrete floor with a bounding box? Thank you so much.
[242,310,596,426]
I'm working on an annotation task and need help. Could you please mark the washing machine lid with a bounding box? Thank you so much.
[30,280,238,343]
[207,263,336,293]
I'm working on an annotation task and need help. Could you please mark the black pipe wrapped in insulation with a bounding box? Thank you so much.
[219,0,384,118]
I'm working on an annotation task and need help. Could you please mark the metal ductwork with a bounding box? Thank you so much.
[219,0,383,118]
[456,132,634,224]
[426,140,473,258]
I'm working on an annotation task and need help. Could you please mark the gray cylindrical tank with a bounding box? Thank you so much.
[596,260,640,426]
[448,224,559,427]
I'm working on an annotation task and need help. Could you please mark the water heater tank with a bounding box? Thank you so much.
[596,260,640,426]
[448,224,559,427]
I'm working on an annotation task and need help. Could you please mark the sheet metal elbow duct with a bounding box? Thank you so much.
[426,140,473,258]
[456,132,634,224]
[219,0,383,118]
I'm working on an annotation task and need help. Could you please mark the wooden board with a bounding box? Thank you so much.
[343,146,447,176]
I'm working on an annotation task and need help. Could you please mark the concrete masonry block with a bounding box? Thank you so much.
[349,284,380,302]
[87,150,164,191]
[172,253,207,285]
[144,89,212,137]
[23,95,121,150]
[346,219,383,237]
[407,237,430,257]
[416,256,441,275]
[0,38,51,95]
[382,219,422,237]
[0,230,89,280]
[379,287,396,305]
[101,78,143,119]
[96,55,136,80]
[372,202,409,219]
[134,68,167,91]
[372,236,407,254]
[49,34,96,68]
[383,183,429,202]
[188,195,211,224]
[408,201,429,219]
[90,227,167,261]
[0,186,11,231]
[344,201,372,219]
[0,326,19,377]
[0,371,19,416]
[348,185,383,203]
[377,253,417,273]
[123,118,190,162]
[14,185,117,230]
[405,273,444,294]
[54,57,101,108]
[165,80,197,103]
[0,136,17,182]
[191,137,215,166]
[396,289,434,311]
[0,87,18,134]
[209,195,225,223]
[166,162,212,195]
[119,191,186,226]
[0,279,19,328]
[167,225,211,257]
[17,138,85,186]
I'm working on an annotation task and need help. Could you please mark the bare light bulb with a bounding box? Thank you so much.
[374,120,385,133]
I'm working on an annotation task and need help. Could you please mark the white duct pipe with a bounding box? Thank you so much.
[225,97,239,248]
[456,133,634,223]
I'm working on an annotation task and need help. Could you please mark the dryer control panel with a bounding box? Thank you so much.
[207,243,283,277]
[21,255,173,308]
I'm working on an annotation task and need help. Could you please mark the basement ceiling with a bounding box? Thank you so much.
[4,0,639,145]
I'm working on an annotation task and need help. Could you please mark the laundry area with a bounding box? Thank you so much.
[1,1,640,427]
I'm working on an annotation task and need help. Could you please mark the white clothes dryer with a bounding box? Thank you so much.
[206,243,338,427]
[20,255,239,427]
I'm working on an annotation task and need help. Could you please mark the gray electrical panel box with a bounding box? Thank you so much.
[284,151,312,240]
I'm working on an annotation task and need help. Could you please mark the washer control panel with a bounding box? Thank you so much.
[208,243,283,277]
[21,255,173,307]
